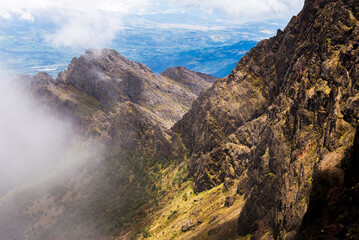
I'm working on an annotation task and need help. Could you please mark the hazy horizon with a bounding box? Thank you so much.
[0,0,305,77]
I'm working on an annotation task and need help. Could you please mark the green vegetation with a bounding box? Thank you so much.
[167,210,178,219]
[16,146,175,239]
[172,163,188,188]
[141,228,152,238]
[182,192,188,201]
[92,148,167,234]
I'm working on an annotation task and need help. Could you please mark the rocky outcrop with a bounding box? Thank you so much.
[174,0,359,238]
[181,219,200,232]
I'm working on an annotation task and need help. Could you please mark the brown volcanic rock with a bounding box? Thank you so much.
[296,126,359,239]
[174,0,359,238]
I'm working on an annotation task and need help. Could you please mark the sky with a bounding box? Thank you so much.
[0,0,305,50]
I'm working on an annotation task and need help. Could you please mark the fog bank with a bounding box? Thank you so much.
[0,74,73,197]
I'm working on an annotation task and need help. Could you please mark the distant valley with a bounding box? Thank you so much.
[0,11,284,77]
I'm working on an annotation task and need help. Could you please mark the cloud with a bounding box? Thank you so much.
[0,7,35,22]
[0,0,304,49]
[0,11,12,19]
[44,10,122,50]
[0,0,148,18]
[0,0,148,49]
[0,67,105,200]
[18,10,34,22]
[168,0,304,22]
[0,72,73,196]
[259,30,275,35]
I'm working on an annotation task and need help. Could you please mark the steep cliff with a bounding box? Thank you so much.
[174,0,359,238]
[297,126,359,239]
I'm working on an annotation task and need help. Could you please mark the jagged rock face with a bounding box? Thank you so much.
[23,72,53,87]
[57,48,154,104]
[21,49,215,159]
[57,49,210,125]
[160,66,217,95]
[174,0,359,238]
[296,126,359,239]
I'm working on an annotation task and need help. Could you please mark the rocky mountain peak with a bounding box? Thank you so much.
[81,48,154,74]
[54,49,216,125]
[56,48,150,103]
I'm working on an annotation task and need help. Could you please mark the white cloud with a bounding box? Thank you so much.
[0,70,72,195]
[0,0,304,48]
[0,0,305,23]
[0,0,148,49]
[168,0,304,22]
[0,67,103,199]
[0,11,12,19]
[18,10,34,22]
[44,10,122,50]
[0,6,35,22]
[0,0,148,16]
[260,30,275,34]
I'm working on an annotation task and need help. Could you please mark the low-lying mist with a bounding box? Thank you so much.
[0,71,81,197]
[0,69,108,240]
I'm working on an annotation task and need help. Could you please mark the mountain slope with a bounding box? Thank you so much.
[0,49,216,240]
[1,0,359,239]
[174,0,359,238]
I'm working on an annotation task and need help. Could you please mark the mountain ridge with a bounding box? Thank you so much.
[1,0,359,239]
